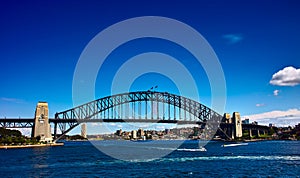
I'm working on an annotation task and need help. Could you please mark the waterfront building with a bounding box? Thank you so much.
[132,130,137,139]
[242,119,250,124]
[137,128,144,137]
[116,129,122,136]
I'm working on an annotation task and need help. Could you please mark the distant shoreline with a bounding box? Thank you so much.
[67,138,300,142]
[0,143,64,149]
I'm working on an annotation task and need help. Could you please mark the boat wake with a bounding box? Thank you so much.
[156,155,300,162]
[177,147,207,152]
[222,143,248,147]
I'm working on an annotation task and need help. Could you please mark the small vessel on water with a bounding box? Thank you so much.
[221,143,248,147]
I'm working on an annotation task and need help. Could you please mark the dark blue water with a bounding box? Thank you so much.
[1,140,299,177]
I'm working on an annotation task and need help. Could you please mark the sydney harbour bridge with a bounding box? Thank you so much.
[0,91,269,142]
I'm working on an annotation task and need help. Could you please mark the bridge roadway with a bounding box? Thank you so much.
[0,118,207,126]
[0,118,269,130]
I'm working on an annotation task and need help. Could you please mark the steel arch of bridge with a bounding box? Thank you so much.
[53,91,223,140]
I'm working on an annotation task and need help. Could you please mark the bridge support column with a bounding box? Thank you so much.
[32,102,53,143]
[224,124,235,140]
[54,122,57,139]
[253,129,260,137]
[231,127,235,140]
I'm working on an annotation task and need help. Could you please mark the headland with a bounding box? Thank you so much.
[0,142,64,149]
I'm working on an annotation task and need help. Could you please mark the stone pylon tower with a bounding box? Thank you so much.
[32,102,53,142]
[81,123,87,139]
[232,112,243,138]
[223,113,232,123]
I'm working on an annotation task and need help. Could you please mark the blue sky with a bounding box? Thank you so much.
[1,0,300,133]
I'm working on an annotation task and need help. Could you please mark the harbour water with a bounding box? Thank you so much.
[0,140,299,177]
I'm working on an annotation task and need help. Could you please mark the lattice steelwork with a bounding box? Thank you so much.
[53,91,223,140]
[0,118,34,128]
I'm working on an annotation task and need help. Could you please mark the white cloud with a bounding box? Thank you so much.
[1,97,24,104]
[18,128,31,136]
[244,109,300,127]
[270,66,300,86]
[222,34,243,44]
[138,124,151,128]
[256,103,265,107]
[155,125,166,130]
[91,123,102,126]
[273,90,280,96]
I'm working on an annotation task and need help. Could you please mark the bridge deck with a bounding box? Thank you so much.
[0,118,268,129]
[0,118,35,128]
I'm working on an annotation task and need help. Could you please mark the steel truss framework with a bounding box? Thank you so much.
[0,118,34,128]
[54,91,223,140]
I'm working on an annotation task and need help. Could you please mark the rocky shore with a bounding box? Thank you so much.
[0,142,64,149]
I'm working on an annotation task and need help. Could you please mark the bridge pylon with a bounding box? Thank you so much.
[31,102,53,143]
[220,112,243,140]
[232,112,242,138]
[81,123,87,139]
